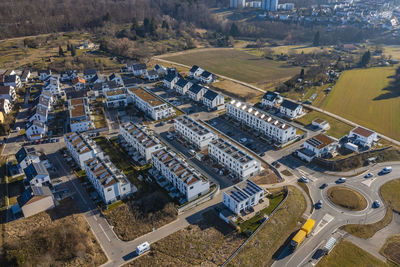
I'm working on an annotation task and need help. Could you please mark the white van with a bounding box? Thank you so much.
[136,242,150,255]
[189,149,196,156]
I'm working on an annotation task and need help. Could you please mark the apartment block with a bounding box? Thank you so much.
[223,180,265,214]
[174,115,217,150]
[208,138,261,179]
[64,132,103,169]
[68,97,94,132]
[227,100,296,144]
[119,122,163,162]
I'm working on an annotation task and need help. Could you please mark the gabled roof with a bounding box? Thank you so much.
[132,63,147,71]
[73,77,86,85]
[351,127,375,138]
[16,147,37,164]
[189,84,204,94]
[146,70,158,76]
[280,99,301,111]
[263,91,280,101]
[175,78,190,87]
[200,70,212,78]
[83,68,97,76]
[24,162,49,182]
[164,73,178,82]
[189,65,200,73]
[305,134,337,149]
[17,186,53,207]
[203,89,219,101]
[4,75,18,83]
[38,70,51,75]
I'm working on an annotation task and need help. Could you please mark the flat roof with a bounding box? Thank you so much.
[129,87,164,107]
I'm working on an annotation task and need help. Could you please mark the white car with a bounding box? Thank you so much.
[336,177,347,183]
[364,173,373,178]
[298,176,309,183]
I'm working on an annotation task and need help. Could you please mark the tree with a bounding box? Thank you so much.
[71,45,76,57]
[103,12,111,22]
[143,18,150,32]
[299,68,305,78]
[229,23,240,37]
[131,17,138,31]
[360,50,371,67]
[313,31,320,47]
[162,20,169,30]
[150,17,157,35]
[58,46,64,57]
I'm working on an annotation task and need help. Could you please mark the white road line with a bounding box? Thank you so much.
[99,223,111,242]
[312,214,334,236]
[92,210,98,221]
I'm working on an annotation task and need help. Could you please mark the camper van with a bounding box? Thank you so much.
[136,242,150,255]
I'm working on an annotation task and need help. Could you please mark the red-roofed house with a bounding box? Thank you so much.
[349,127,377,147]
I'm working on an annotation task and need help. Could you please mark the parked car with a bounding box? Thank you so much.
[372,200,381,208]
[336,177,347,183]
[298,176,309,183]
[319,183,328,189]
[259,152,265,157]
[364,173,373,178]
[210,121,217,126]
[239,137,247,143]
[380,166,392,174]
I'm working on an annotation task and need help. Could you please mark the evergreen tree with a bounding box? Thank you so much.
[71,45,76,57]
[58,46,64,57]
[150,17,157,35]
[360,50,371,67]
[300,68,305,78]
[143,18,150,32]
[229,23,239,37]
[162,20,169,30]
[131,17,138,31]
[313,31,320,47]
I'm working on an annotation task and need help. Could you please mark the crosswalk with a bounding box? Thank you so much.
[312,213,334,236]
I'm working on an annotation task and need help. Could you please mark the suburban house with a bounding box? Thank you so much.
[223,180,265,214]
[297,133,338,162]
[154,64,167,76]
[189,65,204,80]
[151,148,210,201]
[202,89,225,109]
[105,88,128,108]
[127,87,173,120]
[262,91,283,108]
[26,120,47,140]
[68,97,94,132]
[163,73,179,89]
[227,100,297,145]
[29,105,48,123]
[102,80,123,94]
[131,63,147,76]
[83,69,98,81]
[17,186,55,218]
[188,84,207,102]
[2,69,16,76]
[64,132,104,169]
[312,119,330,130]
[200,71,213,84]
[174,115,217,150]
[0,85,16,102]
[279,99,303,119]
[119,122,163,162]
[144,70,159,81]
[16,147,40,170]
[38,94,52,111]
[109,73,123,85]
[60,70,78,82]
[84,157,135,204]
[0,98,11,114]
[23,162,50,187]
[38,70,51,81]
[174,78,192,95]
[208,138,261,180]
[44,76,61,96]
[3,74,21,88]
[20,69,31,83]
[349,127,378,148]
[88,74,104,86]
[72,77,86,90]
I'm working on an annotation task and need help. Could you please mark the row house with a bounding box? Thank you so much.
[68,97,94,132]
[119,122,163,162]
[208,138,261,180]
[163,73,179,89]
[188,84,207,102]
[261,91,283,108]
[38,70,51,81]
[127,63,147,76]
[152,149,210,201]
[23,162,50,187]
[279,99,303,119]
[43,76,61,96]
[60,70,78,82]
[154,64,167,76]
[3,74,21,88]
[227,100,297,144]
[105,88,128,108]
[174,78,192,95]
[0,99,11,114]
[202,89,224,109]
[174,115,217,150]
[64,132,104,169]
[84,157,134,204]
[223,180,264,214]
[16,147,40,170]
[297,133,338,162]
[83,69,98,81]
[0,85,16,102]
[128,87,173,121]
[20,69,31,83]
[189,65,214,84]
[144,70,159,81]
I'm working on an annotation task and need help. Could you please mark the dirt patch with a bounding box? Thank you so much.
[124,210,246,267]
[251,169,279,185]
[381,235,400,265]
[103,191,177,241]
[327,186,367,211]
[212,79,263,103]
[2,199,107,267]
[281,169,293,176]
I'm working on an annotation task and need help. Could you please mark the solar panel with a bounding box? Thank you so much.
[32,186,43,196]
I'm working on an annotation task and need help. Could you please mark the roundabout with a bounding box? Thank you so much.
[326,186,368,211]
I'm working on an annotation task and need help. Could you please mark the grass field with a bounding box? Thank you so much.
[322,66,400,140]
[380,235,400,265]
[317,240,390,267]
[212,79,263,103]
[162,48,301,85]
[327,186,367,211]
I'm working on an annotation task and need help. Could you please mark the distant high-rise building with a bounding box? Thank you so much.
[230,0,246,8]
[262,0,278,11]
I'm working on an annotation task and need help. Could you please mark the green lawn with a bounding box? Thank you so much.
[322,67,400,141]
[163,48,301,84]
[296,110,353,139]
[317,240,391,267]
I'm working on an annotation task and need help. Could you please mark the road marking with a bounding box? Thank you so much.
[361,178,377,187]
[99,223,111,242]
[312,214,334,236]
[92,210,98,221]
[298,169,317,182]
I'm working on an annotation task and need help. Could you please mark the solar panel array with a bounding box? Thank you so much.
[242,180,263,196]
[32,186,43,196]
[230,187,248,203]
[307,137,322,147]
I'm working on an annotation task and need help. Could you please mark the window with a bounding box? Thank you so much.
[107,188,112,192]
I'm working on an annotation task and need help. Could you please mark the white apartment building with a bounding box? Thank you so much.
[349,126,378,148]
[297,133,338,162]
[128,87,173,120]
[227,100,297,144]
[105,88,128,108]
[68,97,94,132]
[208,138,261,180]
[279,99,303,119]
[84,157,135,204]
[152,149,210,201]
[262,91,282,108]
[119,122,163,162]
[26,120,47,140]
[174,115,217,150]
[223,180,265,214]
[64,132,103,169]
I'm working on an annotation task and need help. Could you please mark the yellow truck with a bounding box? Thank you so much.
[290,218,315,249]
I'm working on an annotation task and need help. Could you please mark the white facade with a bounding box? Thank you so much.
[297,134,338,162]
[23,162,50,187]
[0,85,16,102]
[105,89,128,108]
[68,98,94,132]
[230,0,246,8]
[279,99,303,119]
[188,84,207,102]
[349,127,378,147]
[26,120,47,140]
[84,157,134,204]
[152,149,210,201]
[174,115,217,150]
[29,105,48,123]
[44,76,61,95]
[144,70,159,81]
[189,65,204,80]
[16,147,40,170]
[120,122,163,162]
[38,70,51,81]
[163,74,179,89]
[208,138,261,180]
[174,78,192,95]
[128,87,173,121]
[262,91,282,108]
[202,90,225,109]
[227,100,297,144]
[0,98,11,114]
[223,180,264,214]
[64,132,103,169]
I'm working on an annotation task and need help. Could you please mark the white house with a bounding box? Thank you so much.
[23,162,50,187]
[188,84,207,102]
[38,70,51,81]
[163,74,179,89]
[200,71,213,84]
[105,89,128,108]
[312,119,330,130]
[64,132,104,169]
[3,75,21,88]
[279,99,303,119]
[208,138,261,180]
[120,122,163,162]
[131,63,147,76]
[20,69,31,83]
[127,87,173,121]
[0,98,11,114]
[29,105,48,123]
[26,120,47,140]
[60,70,78,82]
[144,70,159,81]
[349,127,378,148]
[84,157,135,204]
[38,94,52,111]
[152,148,210,201]
[174,78,192,95]
[227,100,297,144]
[262,91,282,108]
[44,76,61,96]
[174,115,217,150]
[15,147,40,170]
[83,69,98,81]
[154,64,167,76]
[0,85,16,102]
[223,180,265,214]
[189,65,204,80]
[108,73,123,85]
[202,89,224,109]
[297,133,338,162]
[68,97,94,132]
[17,186,55,218]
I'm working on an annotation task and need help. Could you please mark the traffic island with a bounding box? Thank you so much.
[327,186,367,211]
